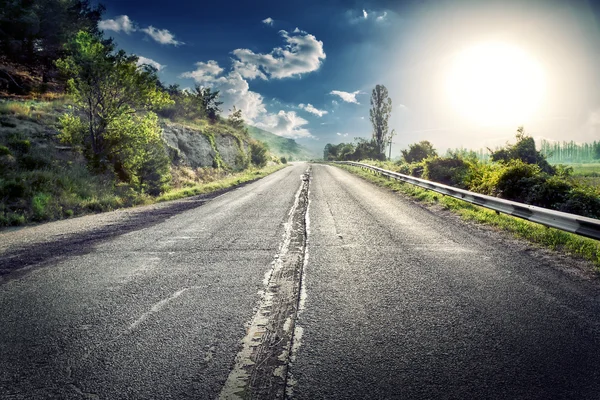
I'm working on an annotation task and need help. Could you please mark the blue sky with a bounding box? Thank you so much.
[96,0,600,156]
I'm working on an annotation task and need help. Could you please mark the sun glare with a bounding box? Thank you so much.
[446,42,545,127]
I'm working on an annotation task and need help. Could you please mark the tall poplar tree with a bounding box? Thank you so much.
[369,84,392,155]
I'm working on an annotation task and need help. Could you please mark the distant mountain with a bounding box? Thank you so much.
[247,125,317,161]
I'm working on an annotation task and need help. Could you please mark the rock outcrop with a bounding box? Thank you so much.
[161,121,249,170]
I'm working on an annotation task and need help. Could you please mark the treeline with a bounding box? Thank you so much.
[323,139,385,161]
[0,0,104,91]
[446,140,600,165]
[364,129,600,219]
[539,139,600,164]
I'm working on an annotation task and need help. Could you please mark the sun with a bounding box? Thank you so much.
[446,42,546,127]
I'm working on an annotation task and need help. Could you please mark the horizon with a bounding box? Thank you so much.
[95,0,600,156]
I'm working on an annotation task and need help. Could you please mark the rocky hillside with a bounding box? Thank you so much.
[162,121,251,170]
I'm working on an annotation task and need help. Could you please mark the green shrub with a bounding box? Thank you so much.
[423,156,470,188]
[560,187,600,219]
[0,145,11,156]
[524,176,571,209]
[492,160,541,200]
[136,141,172,196]
[0,180,27,200]
[31,192,52,221]
[489,127,555,174]
[401,140,437,163]
[250,140,268,167]
[235,151,250,170]
[8,138,31,153]
[8,212,25,226]
[280,156,287,164]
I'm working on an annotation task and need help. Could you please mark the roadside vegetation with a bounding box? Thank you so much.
[353,129,600,220]
[323,84,600,269]
[0,1,284,228]
[337,163,600,270]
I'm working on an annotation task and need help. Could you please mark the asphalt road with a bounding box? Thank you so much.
[1,162,600,399]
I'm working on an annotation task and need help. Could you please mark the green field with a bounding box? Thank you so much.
[565,163,600,188]
[568,163,600,176]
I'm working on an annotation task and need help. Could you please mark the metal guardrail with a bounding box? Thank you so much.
[335,161,600,241]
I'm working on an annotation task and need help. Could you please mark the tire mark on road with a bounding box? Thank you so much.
[219,167,310,399]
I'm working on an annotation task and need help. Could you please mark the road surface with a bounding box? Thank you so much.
[1,162,599,399]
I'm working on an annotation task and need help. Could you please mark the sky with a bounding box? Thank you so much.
[95,0,600,157]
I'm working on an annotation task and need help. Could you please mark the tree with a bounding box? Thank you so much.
[0,0,104,80]
[250,140,269,167]
[402,140,437,163]
[369,84,392,155]
[56,31,173,192]
[352,138,385,161]
[227,106,245,130]
[489,127,554,174]
[193,85,223,123]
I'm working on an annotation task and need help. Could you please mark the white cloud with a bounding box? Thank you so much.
[299,103,328,117]
[347,9,392,24]
[180,30,325,139]
[179,60,223,82]
[262,17,274,25]
[136,56,164,71]
[99,15,136,34]
[217,73,267,121]
[232,29,326,80]
[332,100,338,105]
[336,132,349,137]
[180,62,266,122]
[256,110,313,139]
[142,26,184,46]
[330,90,361,104]
[232,59,267,80]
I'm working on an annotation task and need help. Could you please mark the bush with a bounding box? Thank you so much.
[524,176,571,209]
[423,156,469,188]
[0,212,26,227]
[280,156,287,164]
[31,192,52,221]
[250,140,268,167]
[560,187,600,219]
[402,141,437,163]
[490,160,542,201]
[0,145,11,156]
[136,141,172,196]
[8,137,31,153]
[0,180,27,200]
[490,127,555,174]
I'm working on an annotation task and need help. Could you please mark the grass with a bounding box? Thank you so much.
[158,164,287,202]
[336,163,600,271]
[561,163,600,189]
[0,97,289,228]
[0,162,287,229]
[0,97,69,125]
[570,163,600,176]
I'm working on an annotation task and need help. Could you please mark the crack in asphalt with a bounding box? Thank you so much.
[219,167,311,400]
